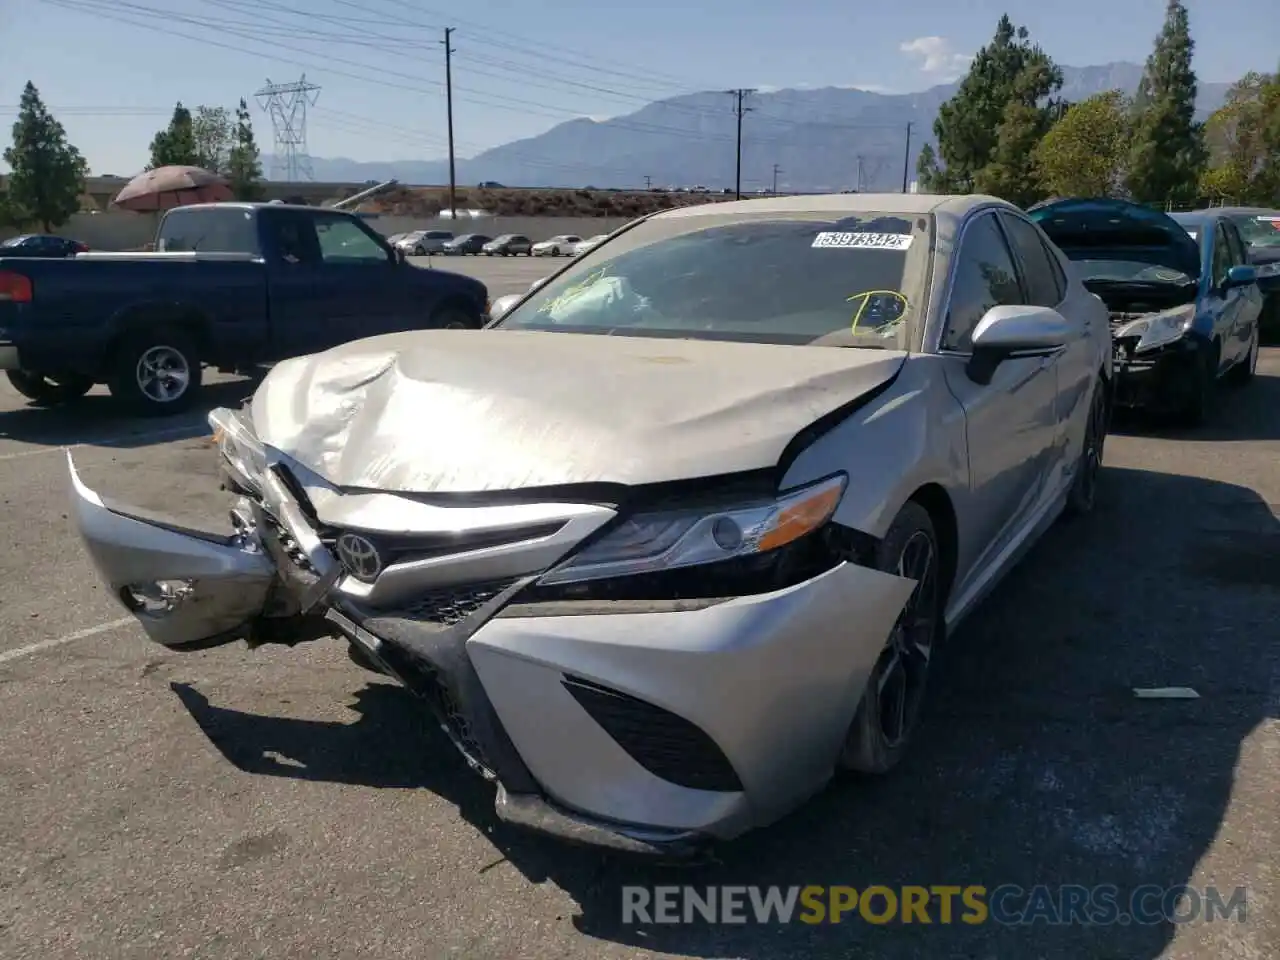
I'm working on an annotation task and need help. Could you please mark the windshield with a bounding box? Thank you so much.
[1232,214,1280,248]
[0,236,31,248]
[1167,214,1204,240]
[492,211,931,349]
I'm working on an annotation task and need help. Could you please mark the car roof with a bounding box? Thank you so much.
[648,192,1022,244]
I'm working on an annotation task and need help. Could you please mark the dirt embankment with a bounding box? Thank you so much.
[337,186,733,218]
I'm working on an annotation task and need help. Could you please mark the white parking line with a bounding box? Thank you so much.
[0,616,135,666]
[0,423,211,462]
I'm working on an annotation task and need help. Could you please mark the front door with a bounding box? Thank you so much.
[937,212,1060,601]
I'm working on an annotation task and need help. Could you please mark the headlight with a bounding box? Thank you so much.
[1116,305,1196,354]
[538,474,847,586]
[209,406,266,494]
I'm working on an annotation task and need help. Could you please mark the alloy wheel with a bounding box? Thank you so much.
[135,345,191,403]
[875,529,937,747]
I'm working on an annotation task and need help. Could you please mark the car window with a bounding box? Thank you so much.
[495,211,930,350]
[1212,224,1232,286]
[426,231,453,240]
[314,214,391,263]
[157,208,259,253]
[513,236,529,244]
[1223,223,1247,267]
[999,212,1064,307]
[0,236,27,248]
[942,213,1026,353]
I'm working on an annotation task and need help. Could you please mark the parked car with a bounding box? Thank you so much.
[571,234,609,256]
[0,234,89,257]
[1172,206,1280,343]
[531,235,582,257]
[397,230,455,256]
[69,193,1111,856]
[482,234,532,256]
[1031,198,1262,423]
[0,203,489,414]
[443,233,492,255]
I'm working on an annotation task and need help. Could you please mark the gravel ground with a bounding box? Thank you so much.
[0,267,1274,959]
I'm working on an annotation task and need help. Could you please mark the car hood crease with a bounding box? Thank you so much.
[252,329,907,494]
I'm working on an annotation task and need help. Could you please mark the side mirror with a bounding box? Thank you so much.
[1224,264,1256,288]
[488,294,521,321]
[965,305,1072,386]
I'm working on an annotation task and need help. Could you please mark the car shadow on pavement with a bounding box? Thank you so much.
[0,373,263,450]
[1109,367,1280,442]
[171,464,1278,960]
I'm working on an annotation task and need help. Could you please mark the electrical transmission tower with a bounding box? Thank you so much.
[255,75,321,182]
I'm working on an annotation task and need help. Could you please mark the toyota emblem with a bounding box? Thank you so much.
[336,533,383,581]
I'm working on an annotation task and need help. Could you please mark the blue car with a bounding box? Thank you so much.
[1030,198,1263,423]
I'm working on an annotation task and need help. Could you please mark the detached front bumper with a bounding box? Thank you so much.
[67,454,915,854]
[1111,337,1205,413]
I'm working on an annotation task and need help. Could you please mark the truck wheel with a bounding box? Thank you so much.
[108,329,203,416]
[6,370,93,406]
[430,303,479,329]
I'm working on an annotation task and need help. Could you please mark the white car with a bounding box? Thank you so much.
[532,235,582,257]
[571,234,609,256]
[396,230,455,256]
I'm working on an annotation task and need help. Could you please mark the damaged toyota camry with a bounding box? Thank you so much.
[68,193,1112,857]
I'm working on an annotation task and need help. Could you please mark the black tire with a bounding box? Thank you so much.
[107,328,203,416]
[6,370,93,406]
[1226,326,1258,386]
[1176,343,1219,427]
[838,500,943,775]
[430,302,480,330]
[1063,380,1108,518]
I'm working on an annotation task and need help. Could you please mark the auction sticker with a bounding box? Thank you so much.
[812,231,913,250]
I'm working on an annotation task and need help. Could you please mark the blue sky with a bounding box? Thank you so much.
[2,0,1276,175]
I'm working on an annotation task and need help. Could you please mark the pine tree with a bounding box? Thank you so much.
[226,99,264,201]
[3,82,89,232]
[1124,0,1207,205]
[921,16,1063,198]
[149,103,199,169]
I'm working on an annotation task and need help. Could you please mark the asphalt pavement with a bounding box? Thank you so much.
[0,263,1275,960]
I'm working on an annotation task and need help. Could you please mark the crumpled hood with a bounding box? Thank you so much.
[252,329,906,494]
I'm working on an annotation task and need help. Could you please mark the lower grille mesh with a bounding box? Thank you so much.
[384,578,518,625]
[561,676,744,793]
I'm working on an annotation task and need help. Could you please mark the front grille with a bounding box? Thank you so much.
[561,676,744,793]
[383,578,518,625]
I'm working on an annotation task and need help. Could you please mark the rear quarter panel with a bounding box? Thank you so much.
[0,257,269,376]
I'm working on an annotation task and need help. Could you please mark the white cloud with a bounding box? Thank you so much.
[899,36,972,79]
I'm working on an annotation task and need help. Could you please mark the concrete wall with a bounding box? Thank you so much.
[0,212,627,251]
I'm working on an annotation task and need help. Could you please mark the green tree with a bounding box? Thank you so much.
[226,98,264,201]
[920,15,1063,197]
[148,102,199,168]
[192,105,233,174]
[1124,0,1207,205]
[2,82,89,231]
[1034,90,1132,197]
[1199,71,1280,204]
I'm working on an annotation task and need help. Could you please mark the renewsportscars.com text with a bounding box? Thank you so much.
[621,884,1248,926]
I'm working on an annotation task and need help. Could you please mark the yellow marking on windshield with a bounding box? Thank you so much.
[538,266,609,314]
[846,290,909,333]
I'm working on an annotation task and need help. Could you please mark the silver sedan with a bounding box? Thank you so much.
[68,193,1111,858]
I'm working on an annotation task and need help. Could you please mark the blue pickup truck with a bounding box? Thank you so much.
[0,203,490,414]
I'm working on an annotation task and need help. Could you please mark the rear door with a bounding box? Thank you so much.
[1207,222,1244,372]
[1222,220,1262,360]
[938,211,1062,598]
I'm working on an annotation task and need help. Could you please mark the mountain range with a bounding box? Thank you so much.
[270,62,1232,193]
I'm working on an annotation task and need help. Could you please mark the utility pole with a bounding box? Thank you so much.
[856,155,866,192]
[726,88,755,200]
[644,175,652,190]
[772,163,781,194]
[442,27,457,217]
[901,121,913,193]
